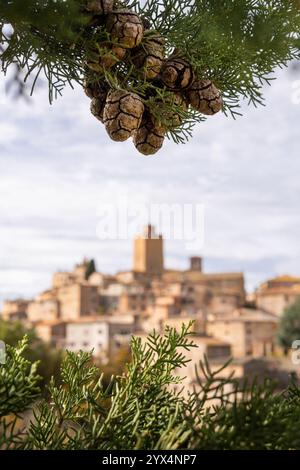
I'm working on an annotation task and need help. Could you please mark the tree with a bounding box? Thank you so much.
[85,258,96,280]
[277,297,300,353]
[1,1,300,148]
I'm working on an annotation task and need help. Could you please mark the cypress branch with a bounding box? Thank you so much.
[1,1,299,143]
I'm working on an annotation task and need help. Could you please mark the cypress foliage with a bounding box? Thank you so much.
[1,324,300,450]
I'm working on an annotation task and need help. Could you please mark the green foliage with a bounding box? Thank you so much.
[99,346,131,388]
[1,1,300,143]
[0,318,36,345]
[1,322,300,450]
[0,337,40,418]
[0,319,63,389]
[0,337,41,449]
[0,0,89,99]
[185,359,300,450]
[138,1,299,115]
[277,297,300,350]
[24,322,195,450]
[85,258,96,280]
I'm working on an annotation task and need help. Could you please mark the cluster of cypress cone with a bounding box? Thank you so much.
[84,1,223,155]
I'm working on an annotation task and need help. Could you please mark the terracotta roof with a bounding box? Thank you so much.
[34,320,66,327]
[3,298,29,304]
[256,275,300,293]
[270,275,300,283]
[66,315,135,325]
[257,286,300,296]
[189,272,244,280]
[192,335,231,347]
[209,308,279,323]
[164,270,243,278]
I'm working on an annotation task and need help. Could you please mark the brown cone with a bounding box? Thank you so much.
[133,111,165,155]
[106,9,144,49]
[160,58,195,91]
[85,0,114,14]
[164,93,188,130]
[87,43,126,72]
[84,79,108,100]
[186,79,223,115]
[103,90,144,142]
[131,32,165,80]
[90,94,108,123]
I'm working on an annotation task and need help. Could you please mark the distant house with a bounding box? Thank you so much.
[255,275,300,316]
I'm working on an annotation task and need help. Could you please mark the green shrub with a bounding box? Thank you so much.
[1,323,300,450]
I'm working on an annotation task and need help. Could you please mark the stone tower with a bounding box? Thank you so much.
[133,224,164,276]
[189,256,202,272]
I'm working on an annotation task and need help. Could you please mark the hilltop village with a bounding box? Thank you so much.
[3,225,300,388]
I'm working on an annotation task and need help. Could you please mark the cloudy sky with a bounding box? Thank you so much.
[0,66,299,305]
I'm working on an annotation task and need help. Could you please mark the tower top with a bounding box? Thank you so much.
[134,225,164,275]
[141,224,162,240]
[189,256,203,272]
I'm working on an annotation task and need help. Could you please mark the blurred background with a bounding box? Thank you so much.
[1,66,299,306]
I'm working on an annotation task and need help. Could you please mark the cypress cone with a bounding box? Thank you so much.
[164,93,188,130]
[106,9,144,49]
[90,91,108,122]
[186,79,223,115]
[87,43,126,72]
[85,0,114,14]
[160,58,195,91]
[103,89,144,142]
[131,32,165,80]
[84,79,108,100]
[133,111,165,155]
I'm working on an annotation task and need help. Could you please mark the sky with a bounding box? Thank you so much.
[0,66,300,305]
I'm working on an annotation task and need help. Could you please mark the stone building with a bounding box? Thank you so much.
[2,299,30,322]
[142,295,182,332]
[255,275,300,316]
[35,320,66,348]
[207,308,278,358]
[180,334,232,387]
[52,271,76,289]
[133,224,164,276]
[27,293,59,323]
[64,315,135,362]
[118,288,149,315]
[57,283,100,320]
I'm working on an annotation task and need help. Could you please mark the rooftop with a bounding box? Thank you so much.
[209,308,279,323]
[65,315,135,325]
[192,334,231,347]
